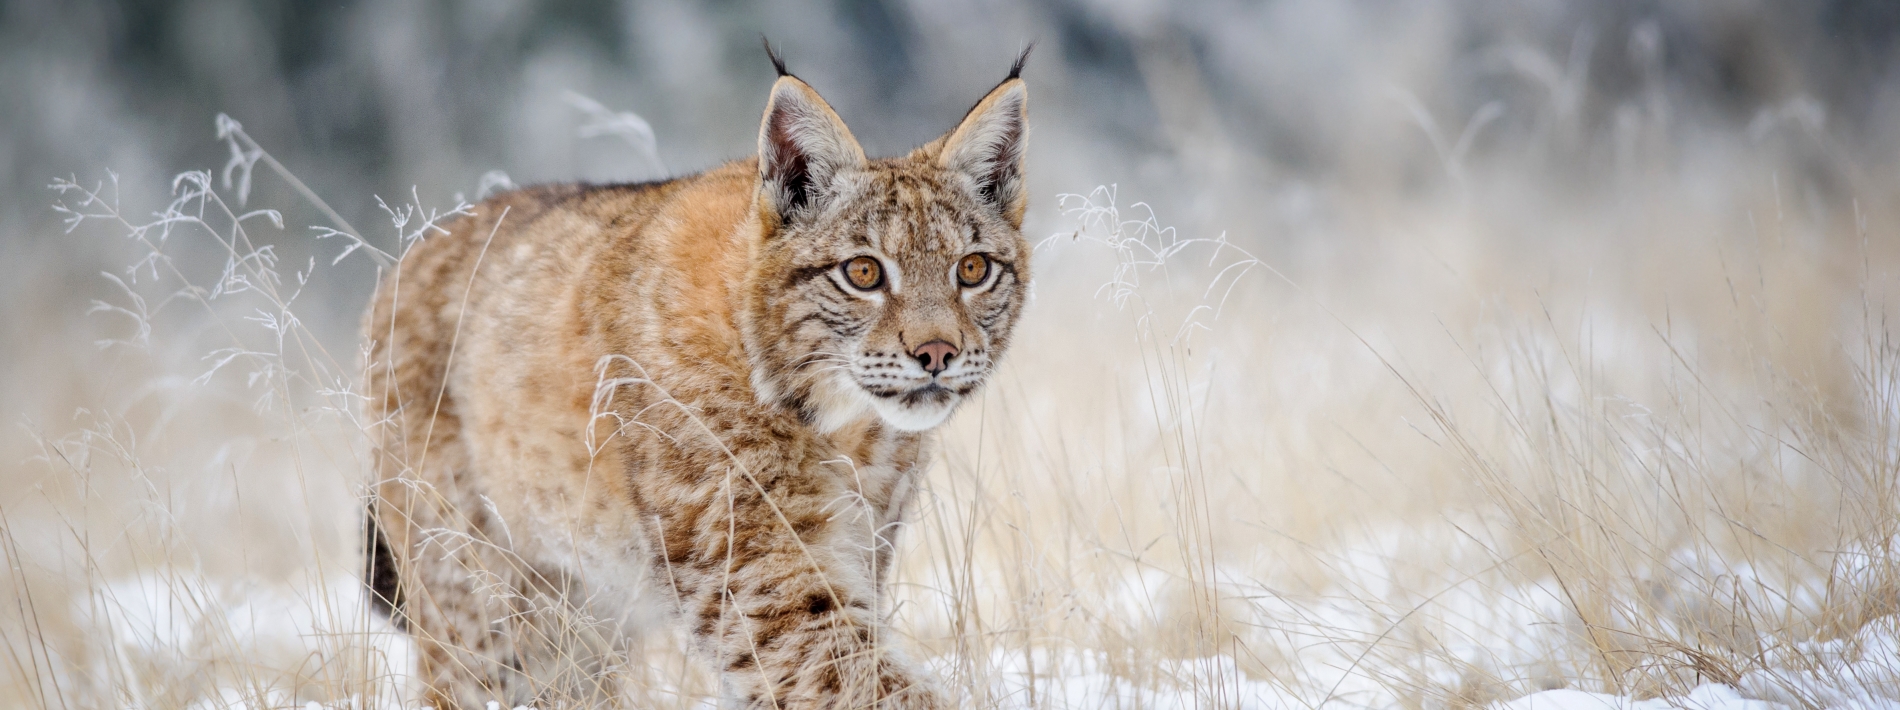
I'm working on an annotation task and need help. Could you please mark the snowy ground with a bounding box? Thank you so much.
[74,543,1900,710]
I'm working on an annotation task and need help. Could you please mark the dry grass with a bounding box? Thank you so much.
[4,102,1900,709]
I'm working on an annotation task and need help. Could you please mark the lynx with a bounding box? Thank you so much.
[363,48,1031,709]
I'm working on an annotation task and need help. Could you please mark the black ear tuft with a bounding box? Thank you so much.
[763,36,791,77]
[1008,43,1034,81]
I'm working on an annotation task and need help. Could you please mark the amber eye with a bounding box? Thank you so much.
[956,253,990,287]
[842,257,884,290]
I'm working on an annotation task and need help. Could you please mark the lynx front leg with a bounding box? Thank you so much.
[868,466,923,596]
[372,482,543,709]
[648,457,944,710]
[371,526,542,710]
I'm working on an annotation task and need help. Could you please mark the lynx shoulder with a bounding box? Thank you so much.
[363,49,1031,709]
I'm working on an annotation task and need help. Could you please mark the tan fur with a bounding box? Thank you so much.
[364,66,1031,709]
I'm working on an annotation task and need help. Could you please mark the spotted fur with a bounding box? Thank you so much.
[363,57,1031,709]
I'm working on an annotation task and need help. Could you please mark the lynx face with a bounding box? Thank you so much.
[744,70,1030,432]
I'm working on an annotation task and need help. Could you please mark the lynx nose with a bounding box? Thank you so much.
[911,340,959,376]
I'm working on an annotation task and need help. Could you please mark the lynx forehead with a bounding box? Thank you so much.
[364,46,1031,710]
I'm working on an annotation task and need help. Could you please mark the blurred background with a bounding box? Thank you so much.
[6,1,1900,708]
[7,0,1898,362]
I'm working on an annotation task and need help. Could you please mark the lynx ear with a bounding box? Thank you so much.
[757,75,866,226]
[938,74,1028,228]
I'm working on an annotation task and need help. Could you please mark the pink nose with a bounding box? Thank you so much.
[911,340,959,375]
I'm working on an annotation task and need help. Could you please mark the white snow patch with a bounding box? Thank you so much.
[1736,615,1900,710]
[1494,684,1785,710]
[72,572,413,709]
[966,649,1305,710]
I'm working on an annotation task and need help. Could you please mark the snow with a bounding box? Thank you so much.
[78,573,404,658]
[72,573,413,710]
[969,650,1307,710]
[1736,615,1900,710]
[1478,614,1900,710]
[72,553,1900,709]
[1495,684,1784,710]
[968,651,1865,710]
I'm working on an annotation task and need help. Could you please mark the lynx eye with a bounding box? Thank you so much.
[956,253,990,287]
[842,256,884,290]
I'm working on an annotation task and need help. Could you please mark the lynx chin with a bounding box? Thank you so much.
[363,46,1032,709]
